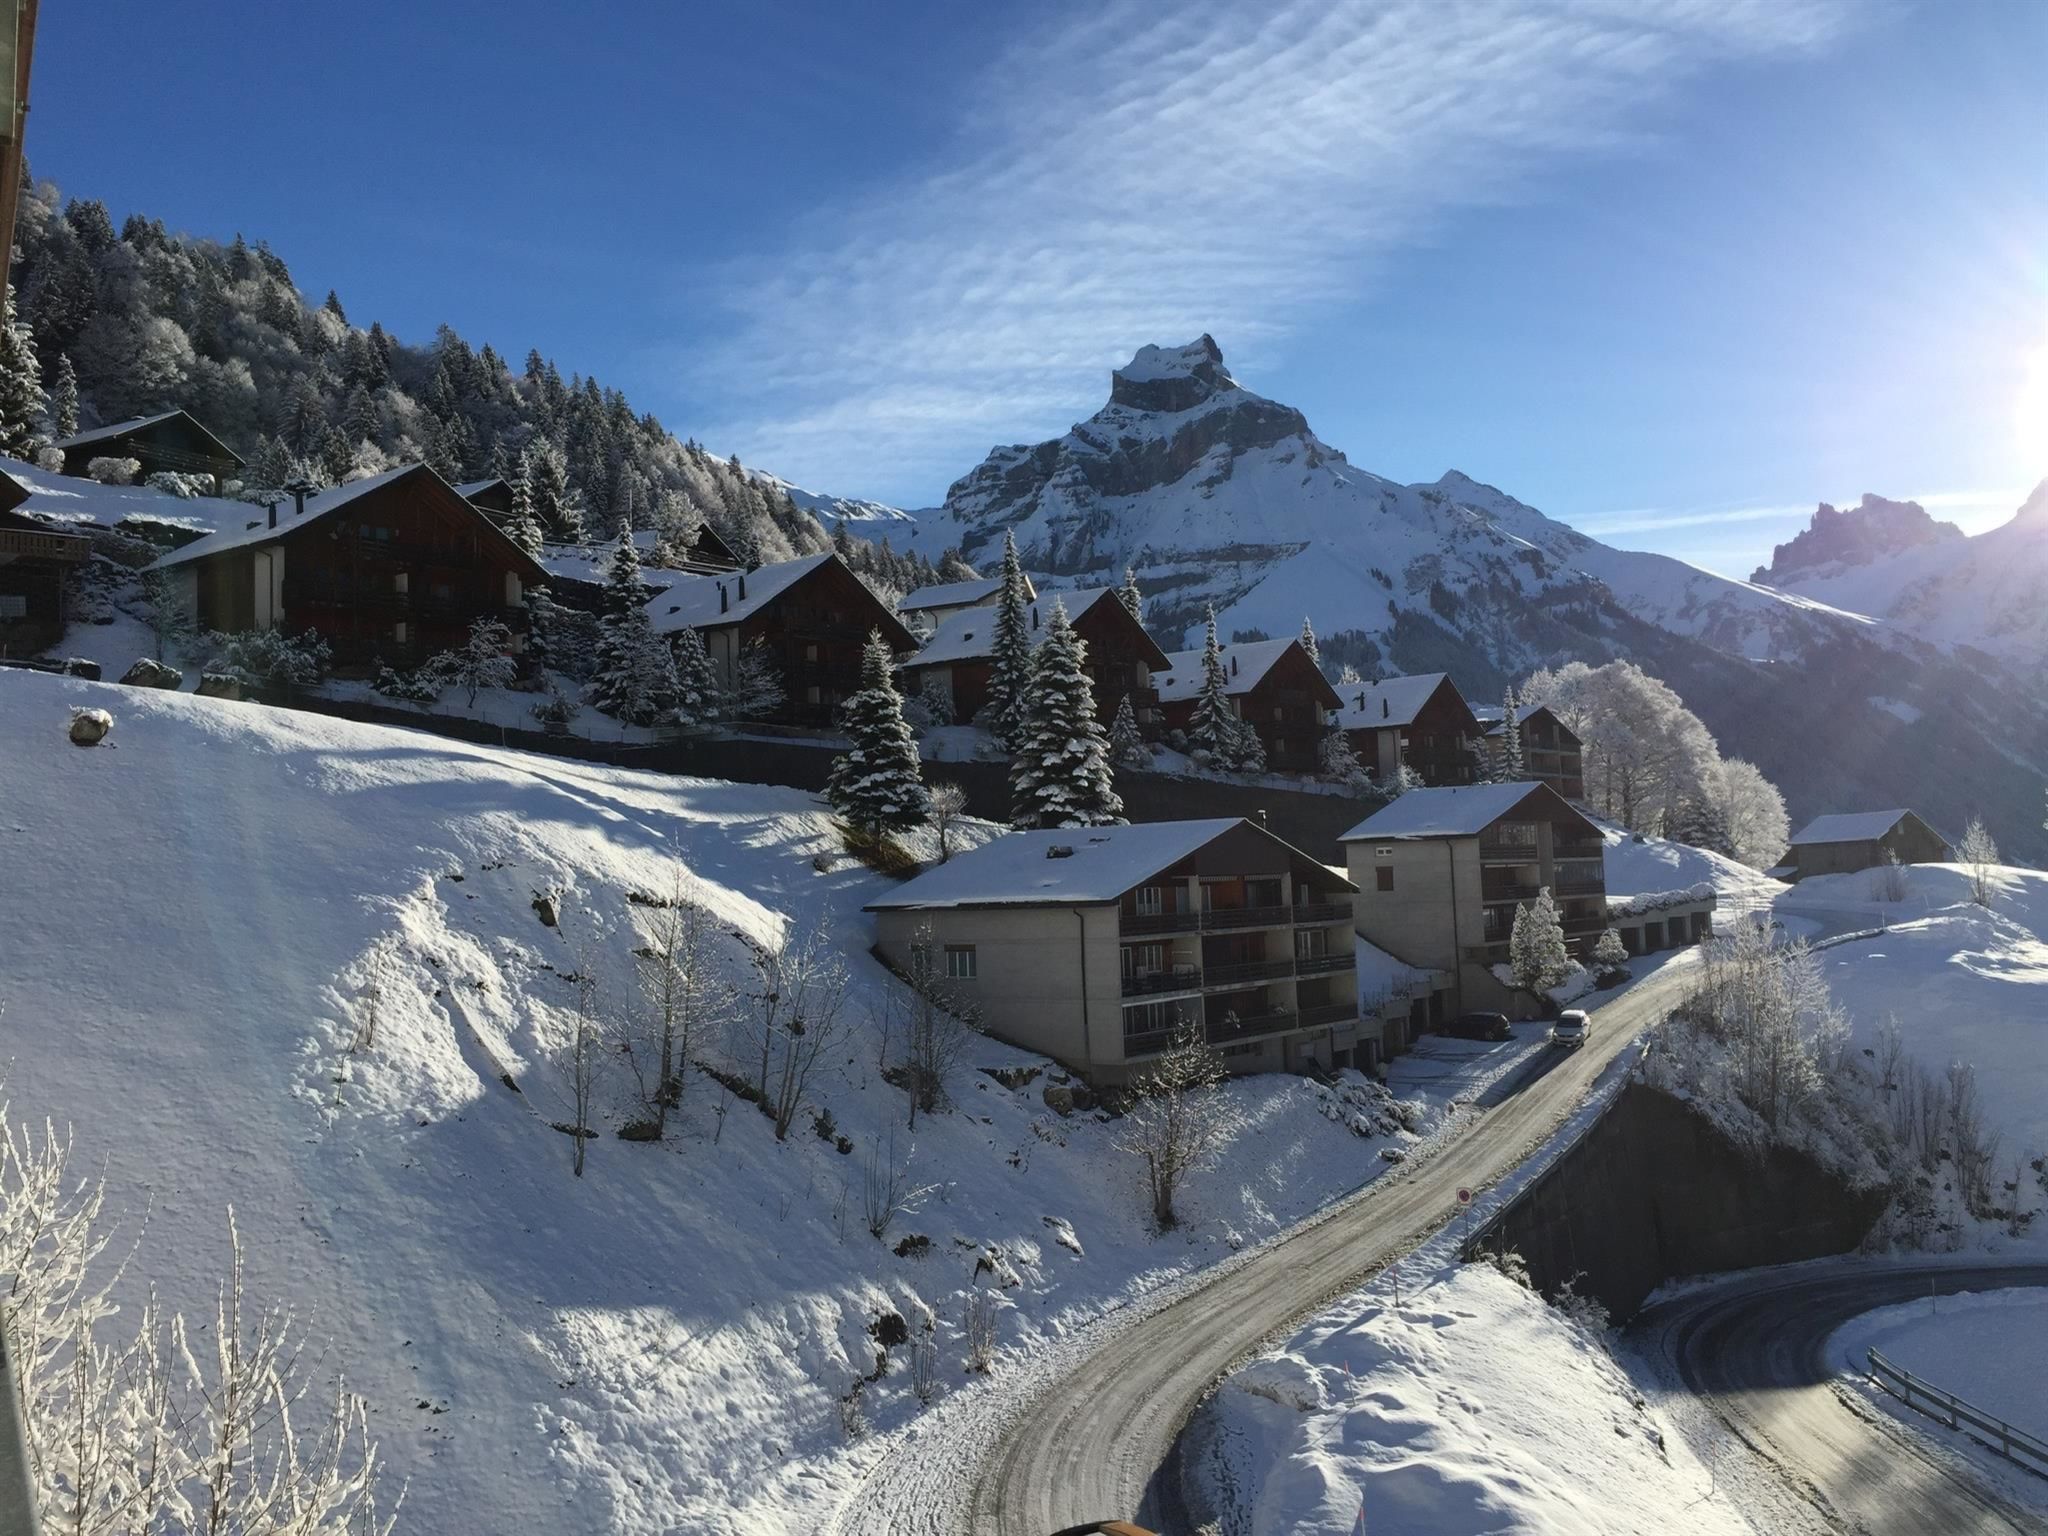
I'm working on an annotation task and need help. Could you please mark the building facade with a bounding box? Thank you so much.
[1783,809,1952,880]
[896,574,1032,633]
[898,587,1168,729]
[1152,637,1341,773]
[1342,782,1610,1017]
[53,410,245,486]
[868,819,1368,1083]
[1333,673,1484,786]
[0,484,90,655]
[148,464,546,669]
[1474,703,1586,800]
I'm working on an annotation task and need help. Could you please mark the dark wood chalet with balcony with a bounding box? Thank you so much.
[146,464,547,669]
[1343,781,1614,1018]
[868,817,1366,1083]
[645,551,916,727]
[1473,701,1585,800]
[53,410,245,486]
[1332,672,1484,786]
[896,586,1169,728]
[1152,637,1341,773]
[0,471,91,654]
[453,477,515,519]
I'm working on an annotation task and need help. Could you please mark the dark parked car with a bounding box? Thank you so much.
[1448,1011,1512,1041]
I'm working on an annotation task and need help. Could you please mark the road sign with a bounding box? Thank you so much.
[1456,1187,1471,1205]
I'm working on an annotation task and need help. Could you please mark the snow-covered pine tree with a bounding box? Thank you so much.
[0,286,47,457]
[1009,599,1125,829]
[46,352,77,440]
[1501,686,1525,780]
[1107,692,1149,767]
[503,463,546,557]
[1299,616,1318,667]
[827,630,930,837]
[523,437,585,544]
[670,622,721,727]
[1509,888,1571,991]
[1118,566,1143,622]
[935,547,977,583]
[986,530,1033,748]
[1672,796,1733,856]
[1317,726,1367,786]
[1187,608,1246,767]
[1592,926,1630,977]
[588,528,677,724]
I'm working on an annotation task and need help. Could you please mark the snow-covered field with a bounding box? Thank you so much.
[0,669,1515,1534]
[1194,1263,1746,1536]
[1782,864,2048,1164]
[1596,818,1783,912]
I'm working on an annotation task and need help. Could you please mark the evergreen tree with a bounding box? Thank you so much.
[522,437,584,544]
[1317,726,1367,785]
[1672,796,1733,856]
[1107,693,1149,768]
[1009,599,1125,829]
[1592,927,1630,977]
[1118,565,1143,622]
[1509,888,1571,991]
[670,623,721,727]
[935,547,977,583]
[318,425,352,485]
[1501,686,1525,779]
[46,353,77,439]
[827,630,930,836]
[1187,608,1244,765]
[244,434,297,492]
[985,530,1033,748]
[0,287,47,457]
[588,529,677,724]
[504,452,546,556]
[1299,616,1318,667]
[342,383,378,444]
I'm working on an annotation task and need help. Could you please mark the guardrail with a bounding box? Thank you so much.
[1866,1348,2048,1475]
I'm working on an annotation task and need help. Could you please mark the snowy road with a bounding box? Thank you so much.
[832,956,1706,1535]
[1632,1263,2048,1535]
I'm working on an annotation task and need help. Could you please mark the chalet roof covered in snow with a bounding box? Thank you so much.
[1474,700,1559,737]
[1787,810,1918,846]
[644,551,834,634]
[52,409,245,465]
[897,575,1018,613]
[907,588,1118,667]
[145,465,422,568]
[7,460,253,537]
[454,477,508,501]
[1341,781,1582,841]
[866,818,1351,911]
[1151,637,1298,703]
[1332,672,1454,730]
[538,530,668,587]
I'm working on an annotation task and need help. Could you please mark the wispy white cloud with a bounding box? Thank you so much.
[700,0,1860,500]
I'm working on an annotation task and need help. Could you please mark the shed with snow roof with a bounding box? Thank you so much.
[1152,637,1339,773]
[54,410,244,486]
[866,817,1378,1082]
[1782,809,1951,881]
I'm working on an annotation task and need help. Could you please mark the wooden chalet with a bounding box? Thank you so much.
[1782,809,1952,881]
[1473,701,1585,799]
[1333,673,1483,786]
[0,472,90,654]
[896,587,1169,728]
[897,573,1033,632]
[54,410,244,486]
[147,463,547,669]
[646,551,917,727]
[453,477,515,518]
[1152,637,1341,773]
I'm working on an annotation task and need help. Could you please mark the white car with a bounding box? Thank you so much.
[1552,1009,1590,1048]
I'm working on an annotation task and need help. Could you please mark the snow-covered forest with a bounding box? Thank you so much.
[6,174,955,597]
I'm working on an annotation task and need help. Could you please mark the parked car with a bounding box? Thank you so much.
[1552,1008,1590,1048]
[1051,1525,1156,1536]
[1448,1011,1512,1041]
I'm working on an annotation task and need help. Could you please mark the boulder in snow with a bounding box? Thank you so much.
[532,891,560,928]
[194,673,243,700]
[61,657,101,681]
[68,708,112,747]
[119,657,181,689]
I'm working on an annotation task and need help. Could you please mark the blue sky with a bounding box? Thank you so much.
[32,1,2048,574]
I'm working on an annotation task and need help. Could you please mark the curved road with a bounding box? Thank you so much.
[947,959,1706,1535]
[1631,1262,2048,1535]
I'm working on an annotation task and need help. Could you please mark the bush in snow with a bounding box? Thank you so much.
[142,470,216,499]
[885,924,982,1127]
[1957,815,1999,906]
[1870,849,1908,903]
[202,626,330,693]
[1470,1245,1533,1289]
[85,454,140,485]
[910,1317,941,1405]
[962,1286,999,1375]
[915,675,954,728]
[926,781,969,863]
[529,681,578,727]
[371,662,441,703]
[1316,726,1368,787]
[427,616,519,707]
[1551,1273,1611,1335]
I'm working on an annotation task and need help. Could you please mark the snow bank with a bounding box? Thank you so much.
[1606,882,1715,920]
[0,670,1483,1534]
[1192,1265,1747,1535]
[1597,820,1781,908]
[1834,1288,2048,1433]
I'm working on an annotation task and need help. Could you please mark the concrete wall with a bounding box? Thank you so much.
[1465,1082,1888,1318]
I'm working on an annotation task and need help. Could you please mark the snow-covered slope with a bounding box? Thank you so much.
[0,671,1472,1534]
[747,466,922,528]
[1752,483,2048,671]
[908,335,1875,661]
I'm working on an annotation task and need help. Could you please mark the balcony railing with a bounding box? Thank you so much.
[1555,841,1605,861]
[0,526,89,563]
[1120,910,1202,935]
[1554,874,1606,895]
[1204,956,1296,986]
[1207,1008,1298,1045]
[1121,901,1346,937]
[1294,951,1356,977]
[1293,901,1352,924]
[1481,882,1540,904]
[1119,967,1202,998]
[1204,903,1296,931]
[1479,840,1539,862]
[1298,1000,1358,1028]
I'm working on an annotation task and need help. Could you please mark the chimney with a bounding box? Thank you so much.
[1031,605,1039,630]
[266,502,278,530]
[1382,697,1389,719]
[718,582,728,614]
[292,486,307,517]
[738,572,747,600]
[1355,692,1365,712]
[1256,809,1268,829]
[1230,655,1238,677]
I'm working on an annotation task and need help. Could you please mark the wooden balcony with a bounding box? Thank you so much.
[0,525,90,563]
[1120,967,1202,999]
[1299,1000,1358,1028]
[1203,903,1297,931]
[1294,950,1356,977]
[1120,909,1202,936]
[1204,956,1296,986]
[1293,901,1353,924]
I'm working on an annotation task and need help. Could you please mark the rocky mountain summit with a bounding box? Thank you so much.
[1752,494,1965,585]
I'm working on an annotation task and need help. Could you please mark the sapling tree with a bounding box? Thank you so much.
[1106,694,1149,769]
[741,922,852,1139]
[430,617,518,707]
[895,925,982,1128]
[1591,926,1629,979]
[626,876,717,1140]
[927,782,969,863]
[137,566,196,663]
[1957,816,1999,907]
[1114,1018,1240,1230]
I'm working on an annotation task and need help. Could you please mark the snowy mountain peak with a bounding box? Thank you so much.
[1108,334,1235,412]
[2015,477,2048,526]
[1751,493,1963,584]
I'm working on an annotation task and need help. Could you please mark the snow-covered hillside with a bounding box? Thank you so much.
[1781,863,2048,1165]
[0,670,1480,1534]
[1752,484,2048,671]
[747,467,922,529]
[1597,818,1785,912]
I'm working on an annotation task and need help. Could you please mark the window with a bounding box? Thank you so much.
[1135,885,1164,916]
[1294,928,1327,960]
[392,572,409,595]
[805,684,822,705]
[1122,1000,1180,1038]
[1376,866,1394,892]
[804,643,819,662]
[944,945,977,980]
[1121,942,1167,979]
[393,620,408,645]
